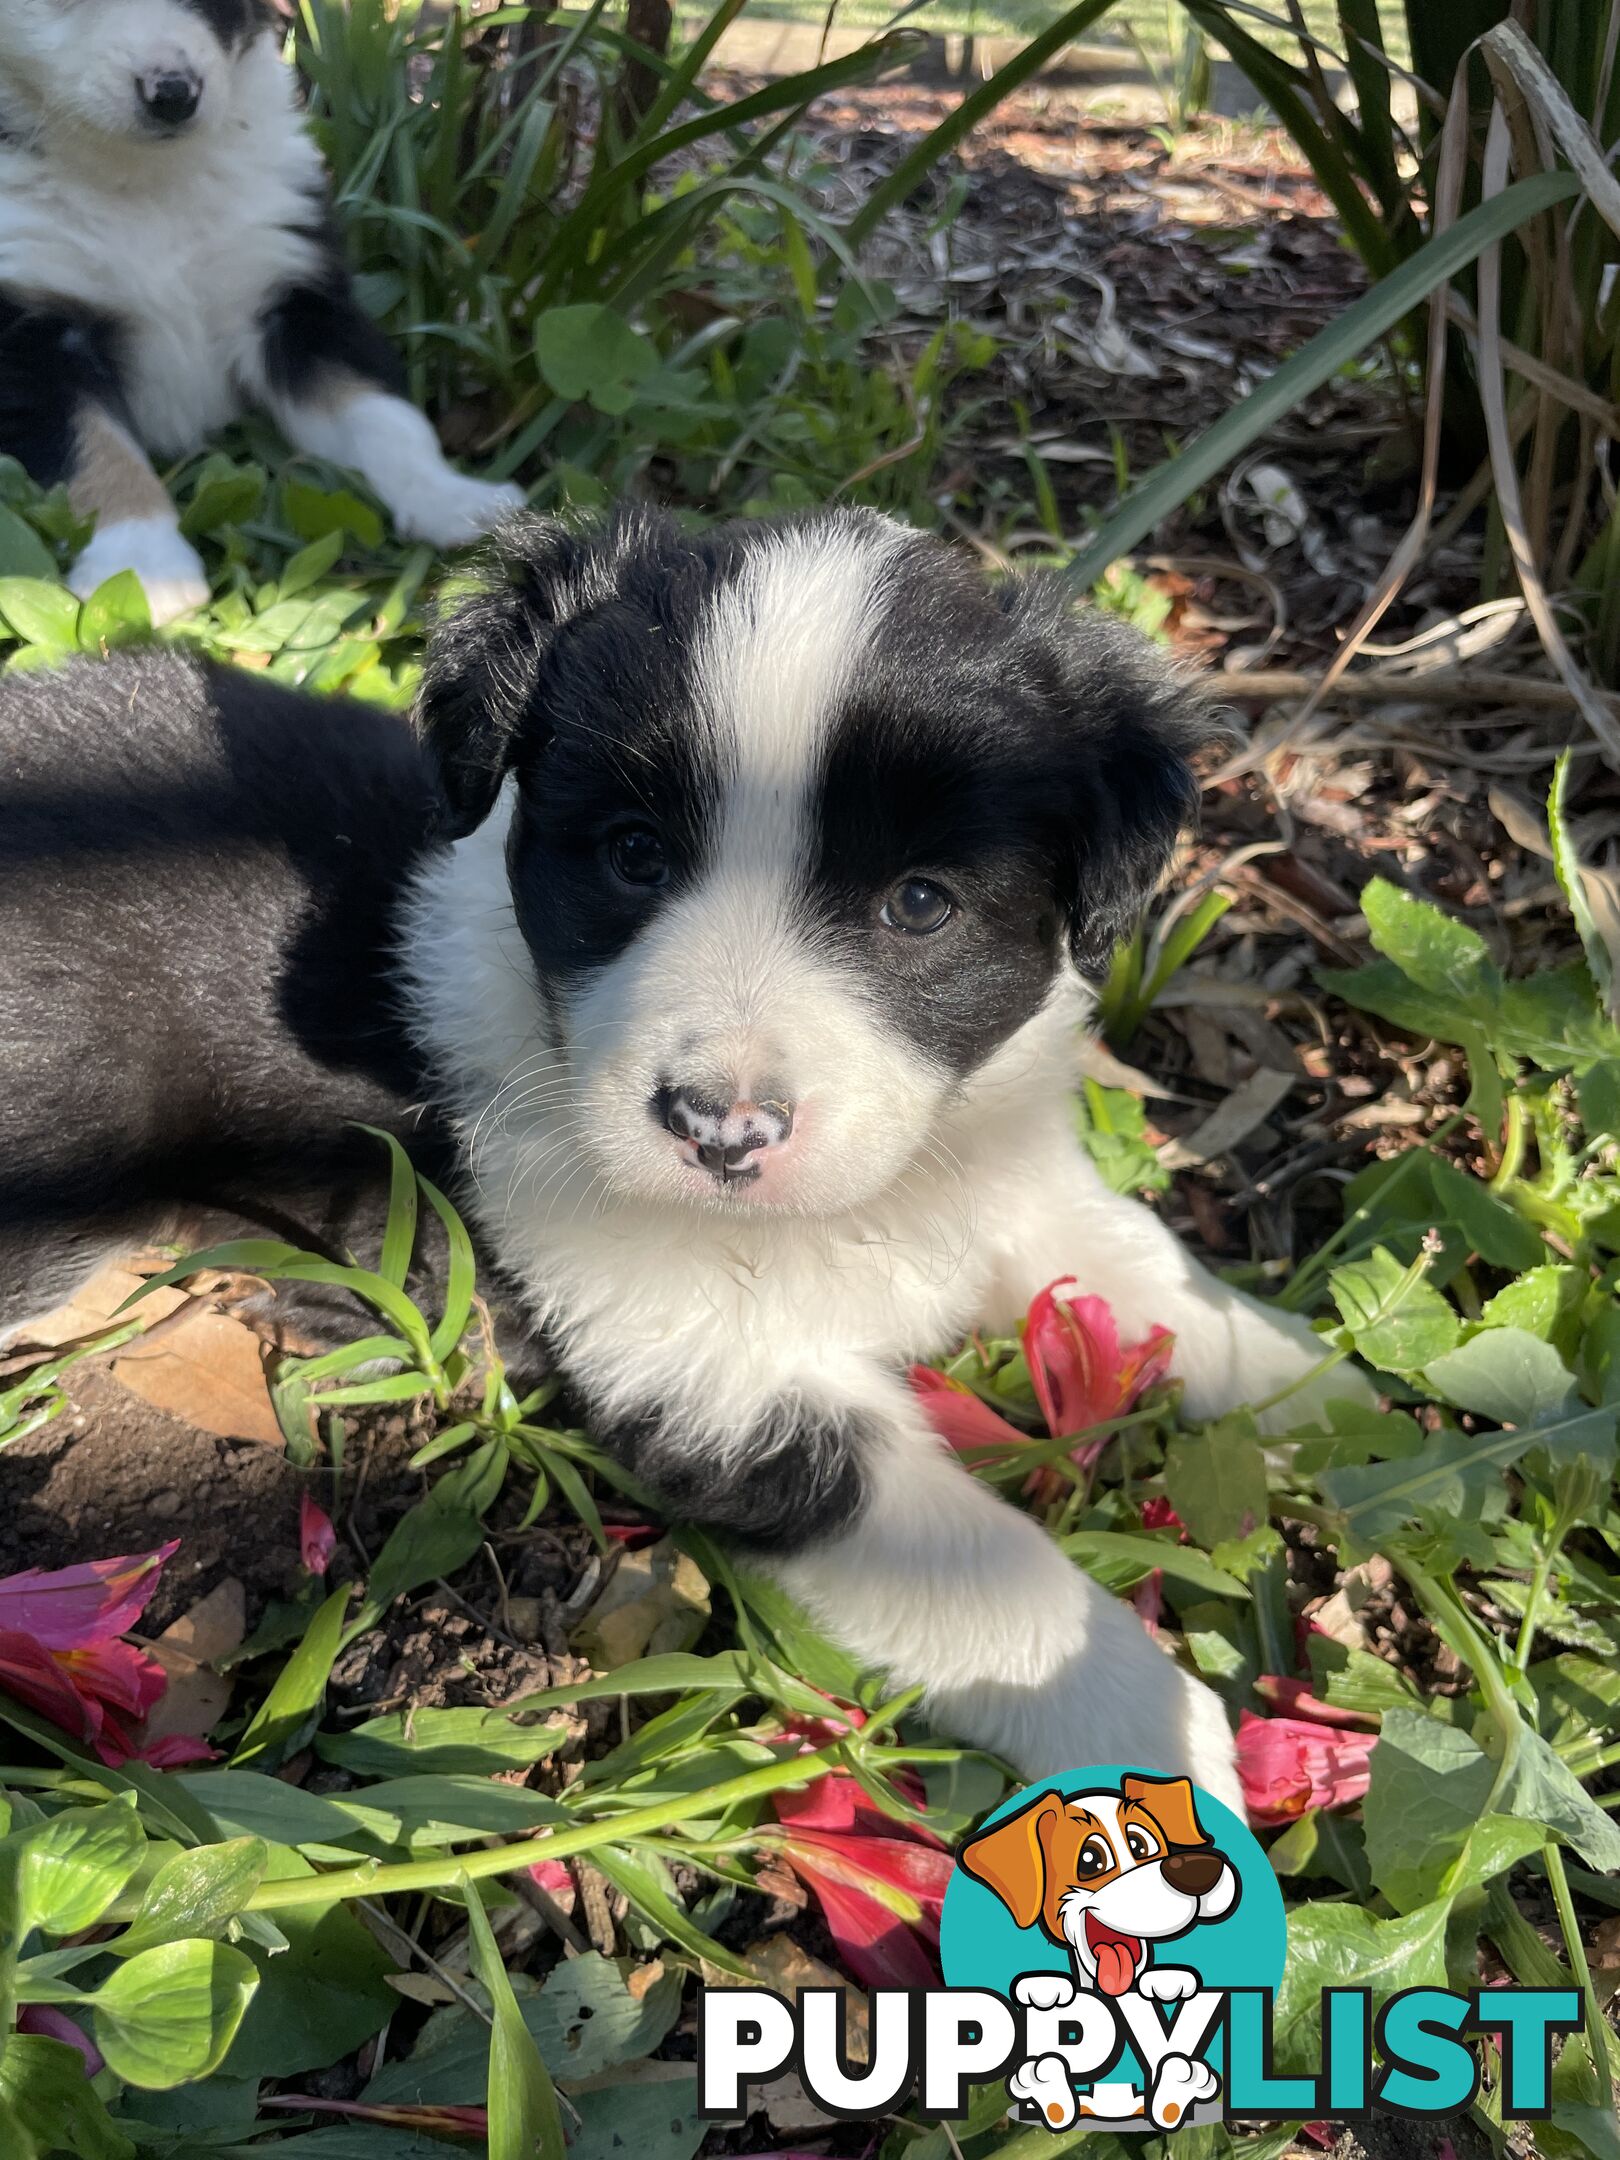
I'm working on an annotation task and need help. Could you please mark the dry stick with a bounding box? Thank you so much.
[1475,102,1620,769]
[1217,667,1620,714]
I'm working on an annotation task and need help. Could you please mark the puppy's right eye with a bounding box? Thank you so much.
[1077,1836,1113,1877]
[607,825,669,889]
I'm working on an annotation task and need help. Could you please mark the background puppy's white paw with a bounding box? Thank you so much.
[70,519,210,627]
[393,474,525,547]
[1148,2053,1220,2128]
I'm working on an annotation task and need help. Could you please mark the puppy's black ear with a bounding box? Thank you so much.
[1005,579,1217,979]
[416,511,642,839]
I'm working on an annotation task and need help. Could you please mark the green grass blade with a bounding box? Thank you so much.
[420,1175,478,1361]
[463,1877,565,2160]
[360,1125,419,1290]
[1063,170,1578,590]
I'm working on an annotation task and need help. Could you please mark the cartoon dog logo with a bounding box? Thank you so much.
[961,1773,1239,2130]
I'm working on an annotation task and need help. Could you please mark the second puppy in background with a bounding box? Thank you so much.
[0,0,522,623]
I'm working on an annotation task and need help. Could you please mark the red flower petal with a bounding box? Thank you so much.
[768,1827,951,1991]
[299,1494,337,1577]
[59,1638,167,1720]
[0,1544,178,1650]
[907,1367,1029,1455]
[0,1627,102,1743]
[1025,1281,1175,1441]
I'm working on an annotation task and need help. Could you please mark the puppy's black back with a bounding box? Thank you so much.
[0,651,443,1326]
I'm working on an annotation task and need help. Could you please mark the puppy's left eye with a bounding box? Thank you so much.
[1125,1828,1160,1862]
[882,878,953,935]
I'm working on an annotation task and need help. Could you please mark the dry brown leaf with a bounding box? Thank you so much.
[112,1304,283,1448]
[13,1263,184,1352]
[572,1537,710,1669]
[142,1577,247,1744]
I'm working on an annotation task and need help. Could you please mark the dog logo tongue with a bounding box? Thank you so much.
[1085,1914,1145,1996]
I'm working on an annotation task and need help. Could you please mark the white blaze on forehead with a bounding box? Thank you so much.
[691,512,915,883]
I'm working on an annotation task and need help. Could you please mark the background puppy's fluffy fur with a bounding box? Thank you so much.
[0,508,1359,1806]
[0,0,520,624]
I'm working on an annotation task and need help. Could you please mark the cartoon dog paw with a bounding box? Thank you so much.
[1009,2054,1079,2129]
[1013,1972,1077,2012]
[1138,1965,1200,2003]
[1148,2053,1221,2128]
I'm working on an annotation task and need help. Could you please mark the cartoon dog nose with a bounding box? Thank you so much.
[655,1085,795,1183]
[1162,1848,1225,1896]
[138,71,202,127]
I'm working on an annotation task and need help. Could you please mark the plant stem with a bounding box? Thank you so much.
[1543,1840,1618,2112]
[240,1732,858,1913]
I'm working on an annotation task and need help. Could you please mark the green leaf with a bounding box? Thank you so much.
[1361,879,1498,1003]
[464,1877,565,2160]
[1426,1155,1548,1272]
[1320,1408,1611,1542]
[0,577,79,651]
[1362,1711,1496,1912]
[1060,1528,1249,1602]
[13,1798,146,1938]
[173,1770,369,1849]
[76,571,152,652]
[1329,1246,1459,1374]
[114,1837,269,1957]
[1424,1328,1603,1435]
[592,1843,755,1980]
[315,1703,566,1779]
[88,1939,259,2089]
[351,1439,506,1629]
[1479,1264,1587,1353]
[1064,170,1580,588]
[280,476,383,551]
[1497,1726,1620,1876]
[1163,1413,1269,1546]
[1265,1808,1370,1898]
[0,507,60,580]
[181,460,266,538]
[535,304,659,415]
[0,2036,134,2160]
[231,1584,349,1768]
[280,530,347,602]
[223,1853,396,2081]
[1270,1899,1451,2075]
[1441,1814,1547,1895]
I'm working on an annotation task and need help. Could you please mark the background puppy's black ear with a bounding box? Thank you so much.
[416,511,638,839]
[1005,579,1219,979]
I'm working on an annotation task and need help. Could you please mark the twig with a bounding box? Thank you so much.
[1217,667,1619,714]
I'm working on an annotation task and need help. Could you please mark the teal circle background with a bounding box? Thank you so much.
[940,1764,1287,2032]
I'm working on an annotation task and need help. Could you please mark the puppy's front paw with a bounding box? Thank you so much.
[1137,1965,1198,2003]
[393,474,525,548]
[70,518,210,627]
[1014,1972,1077,2012]
[1008,2054,1078,2129]
[1148,2053,1219,2128]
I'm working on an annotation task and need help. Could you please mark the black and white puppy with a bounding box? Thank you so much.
[0,0,521,625]
[0,508,1356,1808]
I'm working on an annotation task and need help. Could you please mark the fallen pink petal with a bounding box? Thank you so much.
[907,1365,1029,1455]
[1236,1709,1377,1826]
[0,1543,177,1650]
[1025,1278,1175,1440]
[299,1492,337,1576]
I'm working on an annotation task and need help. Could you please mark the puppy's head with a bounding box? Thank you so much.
[0,1,270,143]
[961,1777,1237,1997]
[417,507,1211,1220]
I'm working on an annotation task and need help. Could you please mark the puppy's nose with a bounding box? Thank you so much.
[138,70,202,126]
[655,1084,795,1183]
[1162,1848,1224,1897]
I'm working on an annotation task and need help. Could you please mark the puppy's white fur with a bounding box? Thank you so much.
[401,514,1361,1805]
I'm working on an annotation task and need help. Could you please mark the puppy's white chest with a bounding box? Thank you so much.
[0,97,324,455]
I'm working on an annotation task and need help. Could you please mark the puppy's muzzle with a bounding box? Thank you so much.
[655,1084,795,1184]
[138,69,202,129]
[1161,1848,1225,1897]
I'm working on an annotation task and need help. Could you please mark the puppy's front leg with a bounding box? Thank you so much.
[615,1369,1242,1811]
[979,1126,1370,1430]
[258,285,523,549]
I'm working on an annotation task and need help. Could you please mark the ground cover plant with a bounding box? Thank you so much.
[2,3,1620,2158]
